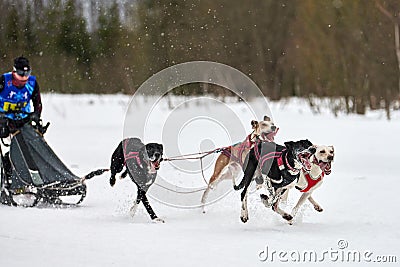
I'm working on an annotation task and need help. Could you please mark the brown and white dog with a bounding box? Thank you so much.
[288,145,334,224]
[200,116,278,212]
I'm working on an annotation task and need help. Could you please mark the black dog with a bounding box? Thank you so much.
[234,139,314,223]
[109,137,164,223]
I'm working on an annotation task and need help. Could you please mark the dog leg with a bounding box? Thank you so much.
[200,183,216,214]
[240,193,249,223]
[236,151,257,223]
[209,154,230,185]
[308,195,323,212]
[280,190,289,204]
[130,199,140,218]
[272,191,293,222]
[227,162,241,188]
[254,168,263,190]
[201,155,231,213]
[201,169,224,213]
[110,141,125,187]
[219,163,240,186]
[200,178,222,214]
[139,189,164,223]
[291,192,311,219]
[110,175,116,187]
[234,152,257,191]
[239,176,253,223]
[280,183,295,204]
[260,194,272,208]
[262,175,275,201]
[201,163,241,213]
[200,185,212,213]
[120,169,129,180]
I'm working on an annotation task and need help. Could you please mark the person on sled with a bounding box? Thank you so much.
[0,56,43,181]
[0,56,42,136]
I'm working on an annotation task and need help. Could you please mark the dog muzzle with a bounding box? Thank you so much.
[297,147,315,171]
[261,128,279,142]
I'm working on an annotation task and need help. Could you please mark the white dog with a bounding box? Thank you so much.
[289,145,334,223]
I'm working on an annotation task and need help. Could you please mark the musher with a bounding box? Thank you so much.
[0,56,43,182]
[0,56,42,136]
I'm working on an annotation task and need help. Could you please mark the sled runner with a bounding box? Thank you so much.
[0,115,87,207]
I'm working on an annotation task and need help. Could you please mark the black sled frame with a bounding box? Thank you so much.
[0,121,87,207]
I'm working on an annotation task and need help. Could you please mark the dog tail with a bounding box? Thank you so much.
[82,169,109,180]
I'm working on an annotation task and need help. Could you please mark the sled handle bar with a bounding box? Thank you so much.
[0,111,40,121]
[0,111,50,135]
[0,110,34,115]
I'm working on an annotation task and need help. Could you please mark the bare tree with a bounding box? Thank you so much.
[376,0,400,96]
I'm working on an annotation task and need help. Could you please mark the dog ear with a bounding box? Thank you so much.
[303,139,313,147]
[284,141,294,148]
[251,120,259,129]
[263,115,271,121]
[158,144,164,153]
[329,145,334,152]
[308,146,317,154]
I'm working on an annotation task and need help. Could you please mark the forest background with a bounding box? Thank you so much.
[1,0,399,118]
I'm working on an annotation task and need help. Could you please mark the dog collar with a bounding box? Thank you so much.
[282,151,300,175]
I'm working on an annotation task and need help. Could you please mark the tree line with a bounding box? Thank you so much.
[0,0,399,117]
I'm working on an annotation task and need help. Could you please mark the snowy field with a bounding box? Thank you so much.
[1,94,399,267]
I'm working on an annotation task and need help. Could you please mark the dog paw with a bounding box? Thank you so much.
[109,176,116,187]
[260,194,272,208]
[152,217,165,223]
[240,216,248,223]
[314,205,323,212]
[282,213,293,221]
[129,204,138,218]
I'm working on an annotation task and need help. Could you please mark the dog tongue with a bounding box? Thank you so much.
[298,152,312,171]
[149,161,160,174]
[149,162,157,174]
[319,162,331,175]
[301,157,312,171]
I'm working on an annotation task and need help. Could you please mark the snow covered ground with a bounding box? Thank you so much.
[1,94,399,266]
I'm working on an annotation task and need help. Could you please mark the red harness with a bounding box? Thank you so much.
[300,169,324,192]
[299,155,331,192]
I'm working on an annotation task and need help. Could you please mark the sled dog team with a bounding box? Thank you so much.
[110,115,335,225]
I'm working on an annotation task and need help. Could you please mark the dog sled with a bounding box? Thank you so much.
[0,114,88,207]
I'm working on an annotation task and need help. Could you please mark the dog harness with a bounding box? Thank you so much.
[297,155,332,192]
[221,134,254,167]
[123,139,143,167]
[255,143,300,176]
[299,169,324,192]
